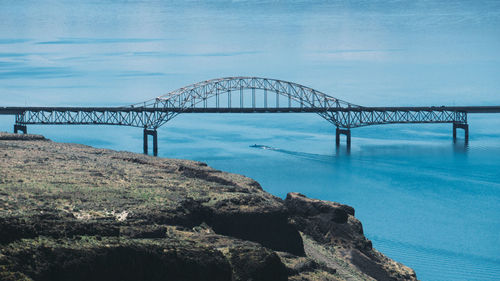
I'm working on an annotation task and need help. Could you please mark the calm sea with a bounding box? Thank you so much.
[1,1,499,280]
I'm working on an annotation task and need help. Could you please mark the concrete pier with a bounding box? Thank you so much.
[336,128,351,147]
[143,129,158,156]
[453,123,469,143]
[14,124,27,134]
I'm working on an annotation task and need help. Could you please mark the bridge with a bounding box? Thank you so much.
[2,77,500,156]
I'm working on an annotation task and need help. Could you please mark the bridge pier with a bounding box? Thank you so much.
[14,124,27,134]
[453,123,469,143]
[336,128,351,147]
[143,129,158,156]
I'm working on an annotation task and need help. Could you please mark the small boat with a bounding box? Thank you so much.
[250,144,273,150]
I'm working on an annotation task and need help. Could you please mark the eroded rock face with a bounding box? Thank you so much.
[285,192,370,250]
[0,236,232,281]
[285,192,418,281]
[227,245,288,281]
[210,209,305,256]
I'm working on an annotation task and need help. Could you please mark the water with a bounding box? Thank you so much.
[1,1,500,280]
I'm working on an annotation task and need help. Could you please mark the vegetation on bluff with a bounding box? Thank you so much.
[0,132,417,281]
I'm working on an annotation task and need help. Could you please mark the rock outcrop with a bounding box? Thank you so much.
[285,193,417,281]
[0,132,417,281]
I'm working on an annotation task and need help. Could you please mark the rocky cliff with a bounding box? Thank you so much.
[0,132,417,281]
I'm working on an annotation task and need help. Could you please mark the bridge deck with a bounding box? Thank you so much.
[2,106,500,114]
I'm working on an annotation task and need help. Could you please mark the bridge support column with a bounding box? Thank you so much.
[336,128,351,147]
[453,123,469,143]
[143,129,158,156]
[14,124,27,134]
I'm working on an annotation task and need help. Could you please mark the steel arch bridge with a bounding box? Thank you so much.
[2,76,499,155]
[133,77,360,129]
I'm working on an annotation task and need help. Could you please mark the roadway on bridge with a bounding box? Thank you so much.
[2,106,500,115]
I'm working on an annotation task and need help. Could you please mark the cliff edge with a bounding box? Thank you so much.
[0,132,417,281]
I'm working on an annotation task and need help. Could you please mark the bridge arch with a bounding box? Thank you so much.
[132,77,359,128]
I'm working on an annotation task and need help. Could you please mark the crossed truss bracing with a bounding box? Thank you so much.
[15,108,172,129]
[10,77,470,129]
[333,108,467,128]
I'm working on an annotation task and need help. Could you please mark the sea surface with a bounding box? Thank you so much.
[1,1,500,280]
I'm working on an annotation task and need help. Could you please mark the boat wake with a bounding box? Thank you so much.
[249,144,335,162]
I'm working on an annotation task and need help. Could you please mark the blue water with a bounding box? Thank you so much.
[1,1,500,280]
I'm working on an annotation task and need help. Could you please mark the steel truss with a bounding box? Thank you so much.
[13,77,468,129]
[15,108,175,129]
[333,108,467,128]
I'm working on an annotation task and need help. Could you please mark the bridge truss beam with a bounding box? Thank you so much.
[2,76,494,154]
[332,108,467,128]
[14,108,176,129]
[12,107,468,129]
